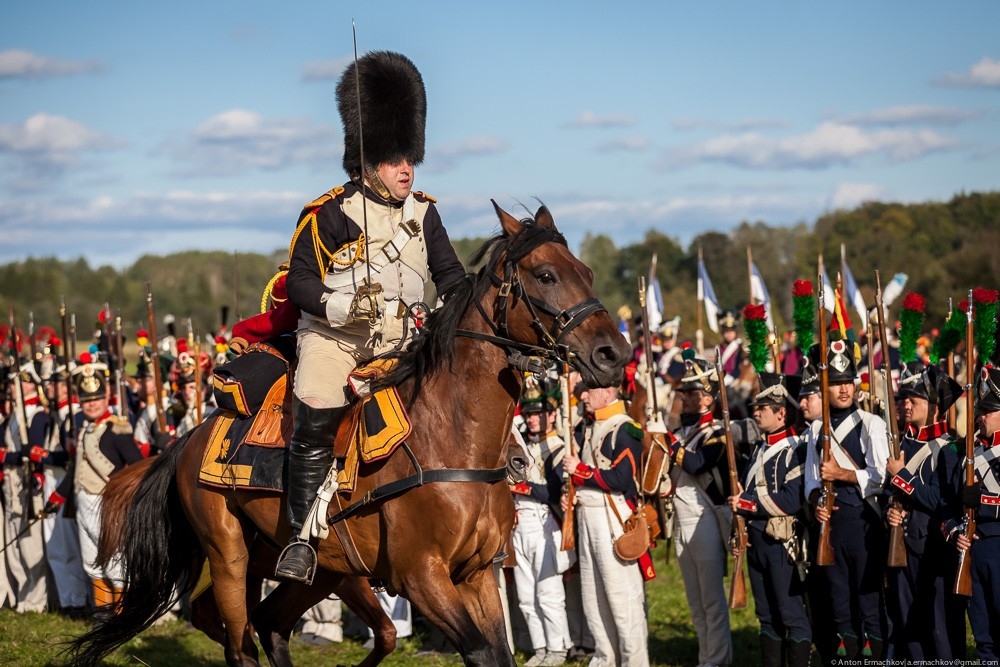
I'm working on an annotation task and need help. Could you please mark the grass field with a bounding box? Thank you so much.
[0,541,977,666]
[0,541,764,666]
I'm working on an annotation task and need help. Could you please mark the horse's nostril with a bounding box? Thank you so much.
[592,344,623,370]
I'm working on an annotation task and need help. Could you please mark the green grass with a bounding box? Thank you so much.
[0,542,976,666]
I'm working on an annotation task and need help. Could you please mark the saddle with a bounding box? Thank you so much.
[200,351,410,493]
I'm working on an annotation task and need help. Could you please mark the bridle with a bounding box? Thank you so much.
[456,225,607,369]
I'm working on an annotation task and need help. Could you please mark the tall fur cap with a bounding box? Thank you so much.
[336,51,426,177]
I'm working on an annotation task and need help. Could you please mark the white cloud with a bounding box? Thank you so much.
[424,136,508,173]
[840,104,980,127]
[596,136,651,152]
[0,189,305,267]
[656,122,959,171]
[565,111,635,129]
[0,113,119,190]
[672,117,790,132]
[0,49,104,79]
[933,57,1000,88]
[164,109,341,177]
[302,57,352,81]
[828,183,888,210]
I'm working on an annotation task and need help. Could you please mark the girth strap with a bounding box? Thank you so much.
[327,444,507,527]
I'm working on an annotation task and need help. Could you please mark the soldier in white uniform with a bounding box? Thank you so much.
[64,361,143,613]
[563,384,649,667]
[511,388,573,666]
[666,350,732,667]
[1,362,49,612]
[275,51,465,582]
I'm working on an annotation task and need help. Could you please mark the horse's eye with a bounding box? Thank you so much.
[536,270,557,285]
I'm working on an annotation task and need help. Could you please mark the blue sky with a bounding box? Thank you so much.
[2,1,998,268]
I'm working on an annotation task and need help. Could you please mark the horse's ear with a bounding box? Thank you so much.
[492,199,522,237]
[534,205,557,231]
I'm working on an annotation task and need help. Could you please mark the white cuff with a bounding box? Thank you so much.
[323,292,353,327]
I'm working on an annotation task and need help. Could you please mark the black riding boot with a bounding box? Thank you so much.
[760,633,783,667]
[274,403,345,583]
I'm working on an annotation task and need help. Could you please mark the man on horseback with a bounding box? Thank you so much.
[275,51,465,583]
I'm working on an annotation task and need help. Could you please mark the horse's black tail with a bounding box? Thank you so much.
[64,431,203,666]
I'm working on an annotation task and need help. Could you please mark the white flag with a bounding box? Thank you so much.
[646,254,663,331]
[749,261,776,331]
[697,256,720,333]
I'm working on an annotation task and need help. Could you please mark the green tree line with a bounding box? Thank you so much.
[1,191,998,350]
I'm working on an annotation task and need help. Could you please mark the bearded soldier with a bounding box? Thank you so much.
[275,52,466,582]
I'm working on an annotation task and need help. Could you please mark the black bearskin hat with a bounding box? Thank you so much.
[336,51,427,178]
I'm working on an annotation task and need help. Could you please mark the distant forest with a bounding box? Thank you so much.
[1,191,998,349]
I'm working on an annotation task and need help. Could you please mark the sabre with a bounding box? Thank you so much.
[351,20,382,325]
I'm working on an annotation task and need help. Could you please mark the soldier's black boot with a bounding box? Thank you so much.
[760,633,783,667]
[274,403,345,583]
[785,639,812,667]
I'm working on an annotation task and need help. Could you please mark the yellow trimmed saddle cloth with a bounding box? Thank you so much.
[199,359,410,494]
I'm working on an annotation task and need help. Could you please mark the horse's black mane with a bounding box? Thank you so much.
[371,218,566,399]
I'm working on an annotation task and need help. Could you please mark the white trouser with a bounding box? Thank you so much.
[576,488,649,667]
[674,494,732,667]
[301,594,344,642]
[42,470,88,608]
[512,501,572,652]
[76,489,124,585]
[2,468,47,612]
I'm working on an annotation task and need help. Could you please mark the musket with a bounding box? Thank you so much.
[946,297,957,432]
[59,298,78,443]
[639,277,673,562]
[716,350,747,609]
[193,327,203,425]
[638,277,661,420]
[815,258,836,566]
[560,353,576,552]
[69,312,77,363]
[145,283,168,435]
[114,310,127,419]
[876,271,907,567]
[27,311,38,372]
[0,511,47,556]
[8,308,33,494]
[954,290,976,596]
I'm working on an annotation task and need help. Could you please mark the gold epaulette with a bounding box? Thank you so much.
[302,185,346,212]
[111,416,133,435]
[412,190,436,203]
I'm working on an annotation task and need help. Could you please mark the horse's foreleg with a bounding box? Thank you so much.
[252,570,342,667]
[402,563,507,667]
[454,566,516,667]
[334,577,396,667]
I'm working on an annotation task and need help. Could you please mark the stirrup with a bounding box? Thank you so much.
[274,540,317,584]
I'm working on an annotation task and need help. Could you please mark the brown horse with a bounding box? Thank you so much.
[91,456,398,664]
[67,202,630,667]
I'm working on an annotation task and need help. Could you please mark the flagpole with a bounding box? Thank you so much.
[697,246,705,355]
[747,247,755,306]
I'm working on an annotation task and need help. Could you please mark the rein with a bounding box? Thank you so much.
[456,228,607,366]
